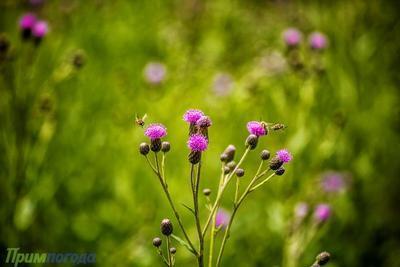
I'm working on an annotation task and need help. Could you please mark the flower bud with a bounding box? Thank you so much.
[220,153,228,162]
[260,150,270,160]
[160,219,173,236]
[223,145,236,162]
[269,156,283,170]
[72,51,85,68]
[235,168,245,177]
[188,151,201,164]
[152,237,162,247]
[169,247,177,254]
[150,138,162,152]
[223,166,230,174]
[161,141,171,153]
[203,188,211,196]
[245,134,258,150]
[139,143,150,155]
[275,167,285,176]
[316,252,330,265]
[226,161,236,171]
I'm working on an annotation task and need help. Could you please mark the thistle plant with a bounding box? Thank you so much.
[139,110,293,267]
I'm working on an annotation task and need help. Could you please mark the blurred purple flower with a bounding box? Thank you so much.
[144,62,166,84]
[32,20,48,38]
[215,209,230,229]
[321,171,346,193]
[283,28,302,47]
[309,32,328,50]
[213,73,233,97]
[314,204,331,222]
[294,202,309,219]
[19,13,37,30]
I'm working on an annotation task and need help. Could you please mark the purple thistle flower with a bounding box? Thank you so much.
[19,13,37,30]
[215,209,230,229]
[145,123,167,140]
[309,32,328,50]
[32,20,48,38]
[321,171,346,192]
[183,109,204,124]
[213,73,233,97]
[294,202,309,219]
[314,204,331,222]
[187,134,208,152]
[144,62,166,84]
[283,28,302,47]
[246,121,266,137]
[196,115,212,128]
[276,149,292,163]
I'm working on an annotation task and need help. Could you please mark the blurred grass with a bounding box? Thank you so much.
[0,0,399,266]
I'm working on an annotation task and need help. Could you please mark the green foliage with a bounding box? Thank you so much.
[0,0,399,266]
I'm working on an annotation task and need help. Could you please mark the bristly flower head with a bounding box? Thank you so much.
[183,109,204,124]
[187,134,208,152]
[215,209,230,229]
[276,149,292,163]
[283,28,302,47]
[32,20,49,38]
[314,204,331,222]
[19,13,37,30]
[309,32,328,50]
[196,115,212,128]
[145,123,167,140]
[246,121,266,137]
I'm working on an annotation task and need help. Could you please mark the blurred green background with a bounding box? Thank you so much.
[0,0,399,266]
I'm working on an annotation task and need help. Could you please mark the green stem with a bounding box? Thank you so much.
[192,163,204,267]
[202,148,250,237]
[166,236,172,267]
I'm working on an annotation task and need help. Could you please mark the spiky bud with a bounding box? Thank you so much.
[161,141,171,153]
[188,151,201,164]
[203,188,211,196]
[150,138,162,152]
[235,168,245,177]
[152,237,162,247]
[223,145,236,162]
[245,134,258,150]
[260,150,270,160]
[316,252,330,265]
[269,156,283,170]
[226,161,237,171]
[169,247,177,254]
[220,153,228,162]
[275,167,285,176]
[160,219,173,236]
[139,143,150,155]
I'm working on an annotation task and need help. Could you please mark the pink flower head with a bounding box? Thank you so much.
[246,121,266,137]
[19,13,37,30]
[183,109,204,124]
[294,202,309,219]
[314,204,331,222]
[32,20,49,38]
[309,32,328,50]
[144,123,167,140]
[144,62,166,84]
[187,134,208,152]
[215,209,230,229]
[321,171,346,192]
[196,115,212,128]
[276,149,292,163]
[283,28,302,47]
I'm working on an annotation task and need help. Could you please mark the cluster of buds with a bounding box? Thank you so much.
[152,219,177,267]
[19,13,49,44]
